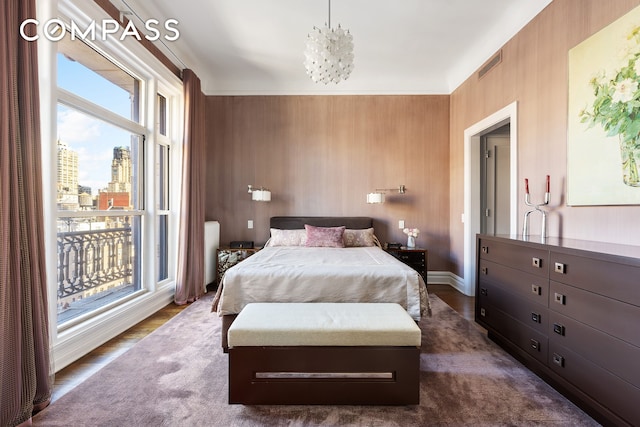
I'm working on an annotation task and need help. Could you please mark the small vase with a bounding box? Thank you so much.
[619,138,640,187]
[407,236,416,248]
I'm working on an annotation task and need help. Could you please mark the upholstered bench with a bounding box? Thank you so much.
[227,302,421,405]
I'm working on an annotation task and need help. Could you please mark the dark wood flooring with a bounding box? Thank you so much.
[52,284,474,403]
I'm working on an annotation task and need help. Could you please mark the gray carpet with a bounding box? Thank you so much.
[34,293,600,426]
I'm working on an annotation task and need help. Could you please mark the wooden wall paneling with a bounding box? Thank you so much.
[205,95,451,271]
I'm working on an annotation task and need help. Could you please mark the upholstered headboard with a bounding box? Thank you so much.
[270,216,373,230]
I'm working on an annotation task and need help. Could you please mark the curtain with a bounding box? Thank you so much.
[174,69,206,305]
[1,0,54,426]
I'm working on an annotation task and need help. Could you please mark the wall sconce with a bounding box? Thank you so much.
[248,185,271,202]
[366,185,406,204]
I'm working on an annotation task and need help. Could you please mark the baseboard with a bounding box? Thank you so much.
[427,271,468,295]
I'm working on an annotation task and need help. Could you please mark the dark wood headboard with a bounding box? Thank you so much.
[270,216,373,230]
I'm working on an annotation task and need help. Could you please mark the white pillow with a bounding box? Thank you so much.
[343,228,380,247]
[264,228,307,247]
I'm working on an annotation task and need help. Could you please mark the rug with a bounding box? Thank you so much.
[34,294,600,426]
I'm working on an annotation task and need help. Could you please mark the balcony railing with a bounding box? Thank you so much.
[57,227,134,301]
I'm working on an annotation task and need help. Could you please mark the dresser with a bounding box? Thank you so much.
[476,234,640,427]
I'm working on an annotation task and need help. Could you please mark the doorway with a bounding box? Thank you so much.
[480,124,511,235]
[463,102,518,296]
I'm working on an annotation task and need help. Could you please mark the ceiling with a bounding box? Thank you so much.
[113,0,552,96]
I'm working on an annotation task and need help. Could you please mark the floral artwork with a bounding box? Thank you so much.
[567,5,640,205]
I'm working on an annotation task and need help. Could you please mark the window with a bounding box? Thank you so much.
[51,15,180,331]
[156,94,170,282]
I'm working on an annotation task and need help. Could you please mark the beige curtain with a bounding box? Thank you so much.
[1,0,54,425]
[174,69,206,305]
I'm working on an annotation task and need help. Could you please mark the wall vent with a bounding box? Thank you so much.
[478,50,502,79]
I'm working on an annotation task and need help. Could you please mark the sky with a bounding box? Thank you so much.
[57,53,134,195]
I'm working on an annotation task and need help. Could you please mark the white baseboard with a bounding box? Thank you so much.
[427,271,469,296]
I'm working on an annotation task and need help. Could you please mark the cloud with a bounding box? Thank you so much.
[57,107,102,143]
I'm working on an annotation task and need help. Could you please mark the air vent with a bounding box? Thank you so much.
[478,50,502,79]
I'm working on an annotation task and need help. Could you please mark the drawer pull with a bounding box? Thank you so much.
[531,284,541,295]
[554,292,566,305]
[531,312,541,323]
[481,267,488,275]
[530,339,540,351]
[480,308,486,317]
[554,262,566,274]
[532,257,541,268]
[553,323,565,336]
[552,353,565,367]
[481,246,489,254]
[480,288,488,296]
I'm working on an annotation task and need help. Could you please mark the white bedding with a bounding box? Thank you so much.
[214,246,429,321]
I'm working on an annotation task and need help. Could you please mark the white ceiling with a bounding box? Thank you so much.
[114,0,552,95]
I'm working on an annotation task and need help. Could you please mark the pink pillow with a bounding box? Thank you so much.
[304,225,346,248]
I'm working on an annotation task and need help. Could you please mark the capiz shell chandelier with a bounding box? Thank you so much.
[304,0,354,84]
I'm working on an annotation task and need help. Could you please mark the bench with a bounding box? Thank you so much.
[227,302,421,405]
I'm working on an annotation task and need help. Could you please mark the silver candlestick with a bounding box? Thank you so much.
[523,176,550,241]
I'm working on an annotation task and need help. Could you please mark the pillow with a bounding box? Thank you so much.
[265,228,307,247]
[343,228,379,247]
[304,225,346,248]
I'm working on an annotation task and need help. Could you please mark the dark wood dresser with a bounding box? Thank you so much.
[476,234,640,427]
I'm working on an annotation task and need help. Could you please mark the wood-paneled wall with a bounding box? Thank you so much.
[449,0,640,277]
[205,95,452,271]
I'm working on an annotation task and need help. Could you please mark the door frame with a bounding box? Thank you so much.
[463,102,518,296]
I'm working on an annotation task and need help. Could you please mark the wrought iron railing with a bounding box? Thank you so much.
[57,227,133,300]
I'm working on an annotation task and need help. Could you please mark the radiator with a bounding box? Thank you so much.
[204,221,220,286]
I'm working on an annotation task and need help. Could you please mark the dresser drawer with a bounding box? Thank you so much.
[549,341,640,427]
[478,279,548,335]
[478,238,548,277]
[550,281,640,347]
[550,252,640,307]
[549,311,640,388]
[478,259,548,306]
[394,251,424,264]
[478,301,548,364]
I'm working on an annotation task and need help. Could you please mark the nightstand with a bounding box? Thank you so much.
[216,246,260,286]
[386,246,428,284]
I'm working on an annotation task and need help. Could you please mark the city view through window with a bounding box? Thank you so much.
[56,37,145,325]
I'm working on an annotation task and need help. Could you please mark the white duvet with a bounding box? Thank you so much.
[214,246,429,321]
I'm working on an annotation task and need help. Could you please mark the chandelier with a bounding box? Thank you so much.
[303,0,354,84]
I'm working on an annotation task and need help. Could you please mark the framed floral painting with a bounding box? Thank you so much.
[567,5,640,205]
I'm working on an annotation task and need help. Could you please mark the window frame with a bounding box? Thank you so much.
[39,0,184,370]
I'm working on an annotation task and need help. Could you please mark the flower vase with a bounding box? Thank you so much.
[620,138,640,187]
[407,236,416,248]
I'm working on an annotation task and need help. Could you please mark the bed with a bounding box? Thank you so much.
[212,216,429,350]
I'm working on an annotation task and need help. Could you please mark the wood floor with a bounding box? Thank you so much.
[51,284,474,403]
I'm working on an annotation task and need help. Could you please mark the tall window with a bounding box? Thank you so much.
[156,93,170,282]
[54,30,176,328]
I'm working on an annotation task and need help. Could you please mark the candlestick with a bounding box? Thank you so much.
[523,176,550,241]
[546,175,550,193]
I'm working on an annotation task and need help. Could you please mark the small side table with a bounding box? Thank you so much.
[216,246,260,286]
[386,246,428,284]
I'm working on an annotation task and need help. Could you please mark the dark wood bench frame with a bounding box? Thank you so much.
[228,345,420,405]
